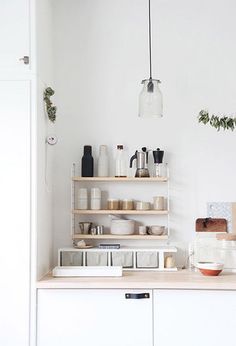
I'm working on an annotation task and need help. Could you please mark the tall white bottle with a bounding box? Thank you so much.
[115,144,127,177]
[98,145,109,177]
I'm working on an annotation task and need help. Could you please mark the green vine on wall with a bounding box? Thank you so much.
[44,87,57,123]
[198,110,236,131]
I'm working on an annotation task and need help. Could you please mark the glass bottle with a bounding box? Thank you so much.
[139,79,163,118]
[115,145,127,177]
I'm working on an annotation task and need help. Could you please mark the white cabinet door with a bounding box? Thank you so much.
[0,81,31,346]
[154,290,236,346]
[38,289,153,346]
[0,0,30,70]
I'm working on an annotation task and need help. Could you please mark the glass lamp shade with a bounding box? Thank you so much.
[138,79,163,118]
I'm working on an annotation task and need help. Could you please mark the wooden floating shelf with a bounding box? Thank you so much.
[72,209,168,215]
[72,234,168,240]
[72,177,168,182]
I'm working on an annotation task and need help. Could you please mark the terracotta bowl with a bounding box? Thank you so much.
[198,268,222,276]
[196,262,224,276]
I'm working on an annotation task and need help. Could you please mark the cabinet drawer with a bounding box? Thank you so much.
[37,289,153,346]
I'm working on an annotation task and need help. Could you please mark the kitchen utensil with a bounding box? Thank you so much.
[110,219,135,235]
[79,222,93,234]
[96,225,104,235]
[90,227,97,235]
[196,262,224,276]
[142,147,149,169]
[153,196,165,210]
[196,218,227,232]
[130,150,150,177]
[153,148,166,177]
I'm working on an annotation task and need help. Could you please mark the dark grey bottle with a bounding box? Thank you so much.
[81,145,94,177]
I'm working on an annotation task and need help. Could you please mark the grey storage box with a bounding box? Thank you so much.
[136,251,158,268]
[61,251,83,266]
[112,251,133,268]
[86,252,108,266]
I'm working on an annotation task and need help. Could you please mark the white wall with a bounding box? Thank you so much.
[0,81,31,346]
[36,0,55,279]
[52,0,236,265]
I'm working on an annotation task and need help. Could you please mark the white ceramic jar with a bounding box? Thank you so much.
[77,188,88,210]
[110,219,135,235]
[90,187,101,210]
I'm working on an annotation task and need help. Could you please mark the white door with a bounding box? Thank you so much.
[0,81,31,346]
[0,0,30,70]
[154,290,236,346]
[37,289,153,346]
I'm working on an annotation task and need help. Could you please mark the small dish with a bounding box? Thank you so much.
[196,262,224,276]
[148,225,165,235]
[73,245,93,249]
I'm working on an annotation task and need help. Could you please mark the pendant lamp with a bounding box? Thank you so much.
[139,0,163,118]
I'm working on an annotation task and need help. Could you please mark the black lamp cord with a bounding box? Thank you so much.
[147,0,154,92]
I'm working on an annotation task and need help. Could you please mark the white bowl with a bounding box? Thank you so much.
[110,219,135,235]
[196,262,224,270]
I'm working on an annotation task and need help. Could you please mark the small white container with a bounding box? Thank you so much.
[135,201,150,210]
[91,188,101,198]
[153,196,165,210]
[91,198,101,210]
[78,188,88,210]
[90,188,101,210]
[78,188,88,198]
[110,219,135,235]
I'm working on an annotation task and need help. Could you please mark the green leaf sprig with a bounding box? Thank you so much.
[44,87,57,123]
[198,110,236,131]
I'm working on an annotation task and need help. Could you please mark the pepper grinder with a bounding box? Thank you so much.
[81,145,94,177]
[153,148,166,177]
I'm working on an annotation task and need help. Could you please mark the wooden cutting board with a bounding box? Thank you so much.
[196,218,227,232]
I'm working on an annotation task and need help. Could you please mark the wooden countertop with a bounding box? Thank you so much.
[37,270,236,290]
